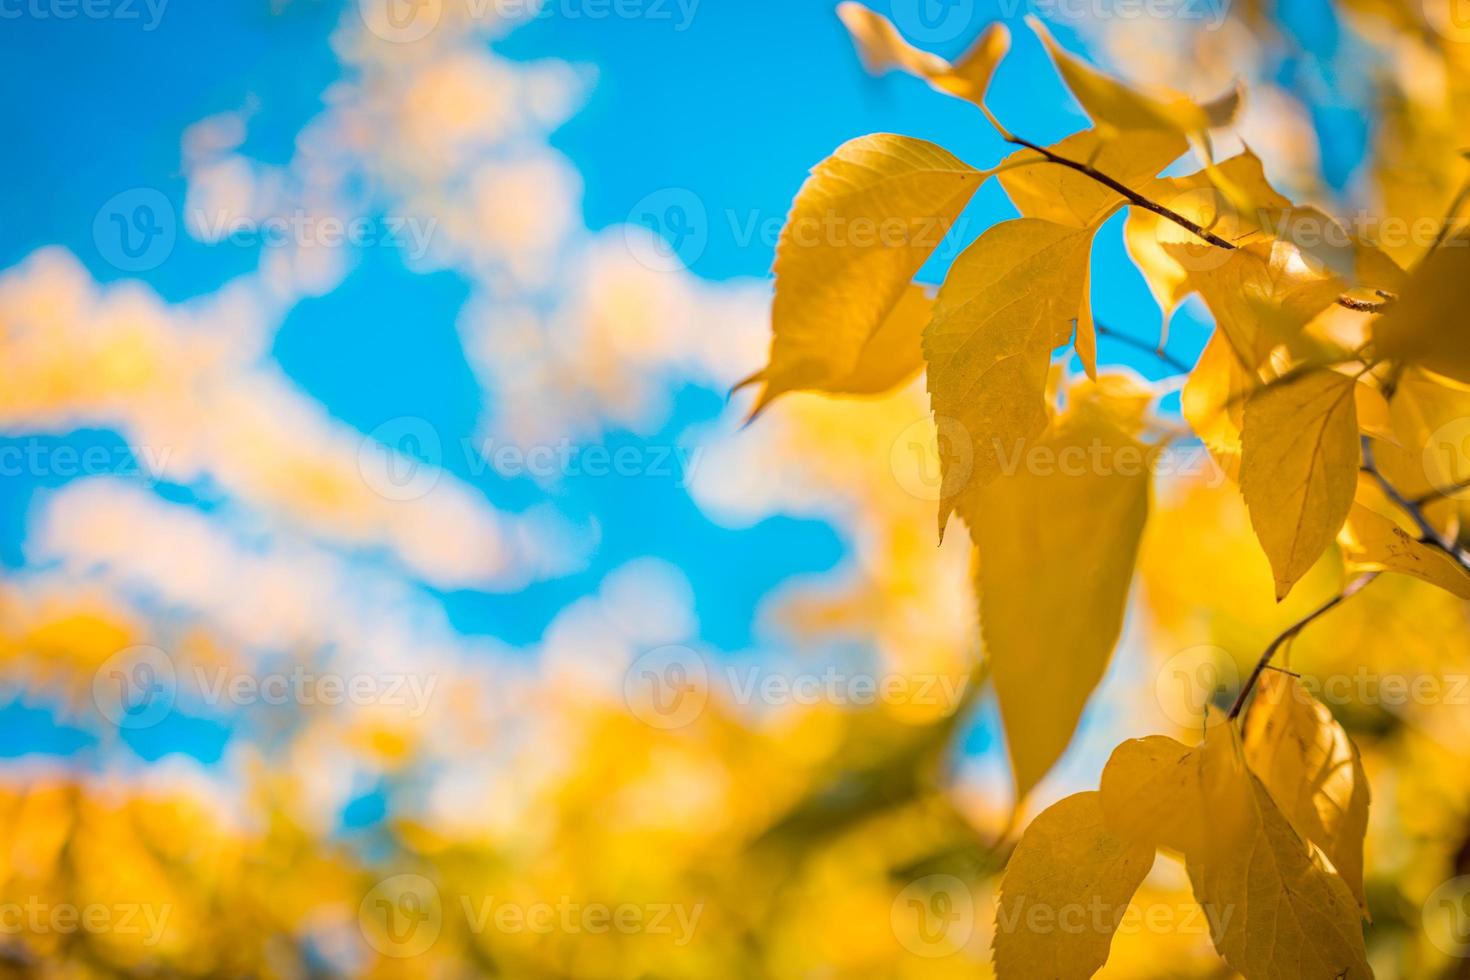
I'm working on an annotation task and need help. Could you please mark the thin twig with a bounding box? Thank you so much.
[1095,322,1191,373]
[1001,133,1238,249]
[1227,572,1380,721]
[1361,438,1470,570]
[990,130,1391,315]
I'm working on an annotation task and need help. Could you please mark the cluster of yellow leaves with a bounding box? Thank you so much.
[740,4,1470,975]
[1001,679,1371,979]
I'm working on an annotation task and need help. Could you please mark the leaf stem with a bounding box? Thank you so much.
[1226,572,1380,721]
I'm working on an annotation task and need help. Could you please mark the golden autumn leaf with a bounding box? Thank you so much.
[993,792,1155,980]
[1373,233,1470,383]
[924,218,1093,530]
[1027,15,1241,141]
[1242,671,1372,916]
[1101,727,1371,978]
[1240,369,1360,599]
[1186,738,1372,980]
[1099,734,1214,856]
[742,134,986,415]
[1124,150,1291,317]
[1339,502,1470,599]
[1166,242,1344,368]
[746,282,934,406]
[837,2,1010,109]
[972,387,1151,800]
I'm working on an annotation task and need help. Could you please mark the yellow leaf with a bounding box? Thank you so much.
[837,3,1010,109]
[998,129,1186,230]
[993,792,1155,980]
[1373,233,1470,383]
[1187,736,1372,979]
[924,218,1093,529]
[1240,369,1359,599]
[1182,331,1253,482]
[973,394,1151,799]
[1166,242,1344,368]
[1339,502,1470,599]
[1099,734,1213,856]
[1124,150,1291,317]
[1242,671,1372,917]
[744,283,933,404]
[1027,15,1240,140]
[1101,726,1371,979]
[745,134,986,415]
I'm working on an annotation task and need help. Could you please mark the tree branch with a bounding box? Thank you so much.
[1095,322,1191,374]
[1226,572,1380,721]
[994,133,1391,315]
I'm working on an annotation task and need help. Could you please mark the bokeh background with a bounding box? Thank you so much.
[4,0,1470,975]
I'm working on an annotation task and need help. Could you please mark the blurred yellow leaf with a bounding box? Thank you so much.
[1027,15,1240,141]
[973,391,1151,799]
[993,791,1154,979]
[837,3,1010,109]
[1374,234,1470,383]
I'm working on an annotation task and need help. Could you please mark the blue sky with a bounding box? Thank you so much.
[0,0,1360,781]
